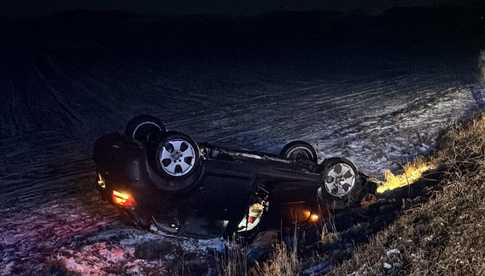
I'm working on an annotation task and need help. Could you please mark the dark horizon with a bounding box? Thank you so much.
[2,0,484,19]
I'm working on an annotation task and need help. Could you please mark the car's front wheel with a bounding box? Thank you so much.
[318,157,365,209]
[151,131,203,193]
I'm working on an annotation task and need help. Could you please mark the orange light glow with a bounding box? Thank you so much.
[302,209,311,220]
[377,160,436,194]
[112,190,136,208]
[309,214,319,223]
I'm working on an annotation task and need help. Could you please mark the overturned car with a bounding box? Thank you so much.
[94,115,376,238]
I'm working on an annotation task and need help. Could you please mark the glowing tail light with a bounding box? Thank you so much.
[112,190,136,208]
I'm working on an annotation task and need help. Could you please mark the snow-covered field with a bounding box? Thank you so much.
[0,44,481,274]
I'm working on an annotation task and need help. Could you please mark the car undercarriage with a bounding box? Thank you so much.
[94,115,377,238]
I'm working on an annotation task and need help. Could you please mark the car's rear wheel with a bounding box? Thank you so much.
[280,141,318,163]
[125,115,166,144]
[318,157,364,208]
[153,131,203,193]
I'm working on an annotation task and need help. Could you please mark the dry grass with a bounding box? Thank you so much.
[252,242,299,276]
[330,113,485,275]
[217,231,300,276]
[217,241,249,276]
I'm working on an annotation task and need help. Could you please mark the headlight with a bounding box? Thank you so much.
[97,173,106,189]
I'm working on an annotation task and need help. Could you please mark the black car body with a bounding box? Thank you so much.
[94,115,374,238]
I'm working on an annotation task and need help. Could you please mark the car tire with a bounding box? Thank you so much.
[318,157,365,209]
[125,115,166,144]
[152,131,203,193]
[280,141,318,163]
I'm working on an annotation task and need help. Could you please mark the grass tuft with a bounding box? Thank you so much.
[252,242,299,276]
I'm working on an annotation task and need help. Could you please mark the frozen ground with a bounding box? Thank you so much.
[0,43,481,274]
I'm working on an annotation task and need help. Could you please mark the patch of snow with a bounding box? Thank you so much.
[302,260,333,275]
[0,262,14,276]
[56,242,168,275]
[386,248,401,257]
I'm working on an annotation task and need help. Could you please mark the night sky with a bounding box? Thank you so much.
[2,0,481,18]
